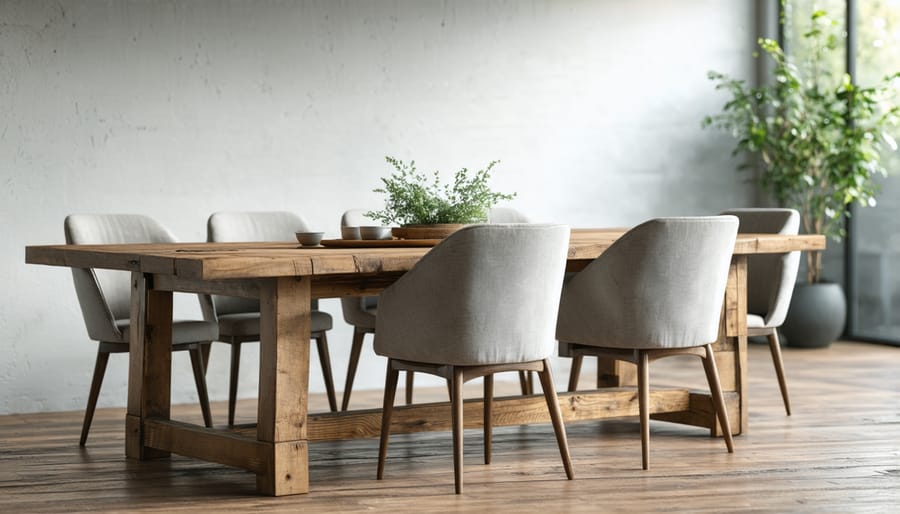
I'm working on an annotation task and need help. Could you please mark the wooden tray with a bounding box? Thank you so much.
[320,239,441,248]
[392,224,464,240]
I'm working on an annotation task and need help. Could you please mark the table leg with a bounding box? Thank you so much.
[126,272,173,460]
[256,276,311,496]
[647,256,748,436]
[596,359,636,388]
[720,256,749,435]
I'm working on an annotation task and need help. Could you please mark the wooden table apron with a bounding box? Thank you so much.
[25,230,825,496]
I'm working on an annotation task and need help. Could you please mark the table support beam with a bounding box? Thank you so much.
[126,272,173,460]
[140,388,735,470]
[256,276,311,496]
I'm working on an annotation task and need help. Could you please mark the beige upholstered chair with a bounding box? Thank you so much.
[206,211,338,423]
[721,208,800,415]
[340,207,539,409]
[64,214,217,445]
[488,206,539,394]
[556,216,738,469]
[375,224,574,493]
[487,206,531,223]
[338,209,385,410]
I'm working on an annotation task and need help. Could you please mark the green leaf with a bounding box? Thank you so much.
[702,6,900,276]
[367,156,515,225]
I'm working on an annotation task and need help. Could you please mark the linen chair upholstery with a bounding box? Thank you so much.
[375,225,567,364]
[721,208,800,415]
[340,295,378,332]
[557,216,738,469]
[340,207,540,409]
[487,206,530,223]
[338,209,384,410]
[64,214,217,445]
[487,206,539,393]
[206,211,338,422]
[375,224,574,493]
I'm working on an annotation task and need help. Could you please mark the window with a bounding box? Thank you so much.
[850,0,900,343]
[782,0,900,345]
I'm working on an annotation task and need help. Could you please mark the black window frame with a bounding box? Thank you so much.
[778,0,899,346]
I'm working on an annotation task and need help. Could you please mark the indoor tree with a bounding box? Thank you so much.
[705,10,899,283]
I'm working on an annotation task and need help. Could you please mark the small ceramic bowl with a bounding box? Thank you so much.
[341,226,361,240]
[295,231,324,246]
[359,226,392,240]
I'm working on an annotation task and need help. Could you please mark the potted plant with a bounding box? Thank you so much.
[367,156,516,239]
[704,11,899,347]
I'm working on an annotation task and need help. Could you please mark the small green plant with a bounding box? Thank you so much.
[366,156,516,226]
[704,10,900,283]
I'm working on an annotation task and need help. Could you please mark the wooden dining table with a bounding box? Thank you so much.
[25,228,825,496]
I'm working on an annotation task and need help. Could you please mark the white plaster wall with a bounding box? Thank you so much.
[0,0,757,415]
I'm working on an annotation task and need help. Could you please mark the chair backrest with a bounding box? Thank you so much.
[556,216,738,349]
[207,211,310,243]
[207,211,310,316]
[340,208,378,228]
[374,224,571,366]
[488,207,531,223]
[340,210,380,324]
[64,214,179,342]
[721,208,800,327]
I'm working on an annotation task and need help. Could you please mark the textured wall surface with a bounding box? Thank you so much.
[0,0,757,414]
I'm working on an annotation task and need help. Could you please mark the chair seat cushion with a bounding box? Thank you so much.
[747,313,767,329]
[348,306,377,330]
[115,319,219,345]
[217,311,333,338]
[341,296,378,330]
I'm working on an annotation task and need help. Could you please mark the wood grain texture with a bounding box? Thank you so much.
[300,389,694,441]
[126,272,172,460]
[320,238,442,248]
[257,277,310,443]
[25,232,826,280]
[255,276,312,495]
[1,341,897,512]
[144,419,267,473]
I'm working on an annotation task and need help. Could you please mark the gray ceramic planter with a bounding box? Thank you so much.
[780,282,846,348]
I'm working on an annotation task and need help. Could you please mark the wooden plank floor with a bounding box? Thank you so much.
[2,341,898,512]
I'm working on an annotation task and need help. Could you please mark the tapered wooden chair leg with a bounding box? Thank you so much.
[200,342,212,373]
[80,350,110,446]
[637,351,650,470]
[188,347,214,428]
[377,361,400,480]
[227,341,242,426]
[538,359,574,480]
[341,329,366,411]
[484,374,493,465]
[451,367,465,494]
[405,371,414,405]
[767,331,792,415]
[315,334,338,412]
[702,344,734,453]
[567,354,583,392]
[518,371,529,395]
